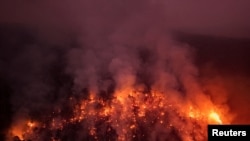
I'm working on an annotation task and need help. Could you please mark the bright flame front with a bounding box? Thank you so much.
[8,89,229,141]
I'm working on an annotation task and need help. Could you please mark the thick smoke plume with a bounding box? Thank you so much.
[0,0,241,141]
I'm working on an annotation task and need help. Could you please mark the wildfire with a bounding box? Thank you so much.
[8,89,229,141]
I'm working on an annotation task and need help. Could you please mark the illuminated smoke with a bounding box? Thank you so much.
[2,0,235,141]
[6,29,231,141]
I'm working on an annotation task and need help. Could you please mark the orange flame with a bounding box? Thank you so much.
[8,89,230,141]
[209,111,222,124]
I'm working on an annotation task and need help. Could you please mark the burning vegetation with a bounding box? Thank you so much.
[8,88,228,141]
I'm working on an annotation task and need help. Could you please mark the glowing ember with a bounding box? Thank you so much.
[27,121,35,128]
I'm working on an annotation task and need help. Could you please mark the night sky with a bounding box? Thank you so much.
[0,0,250,141]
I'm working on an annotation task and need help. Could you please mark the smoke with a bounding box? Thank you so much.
[64,25,209,140]
[181,35,250,125]
[1,0,249,140]
[1,0,250,38]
